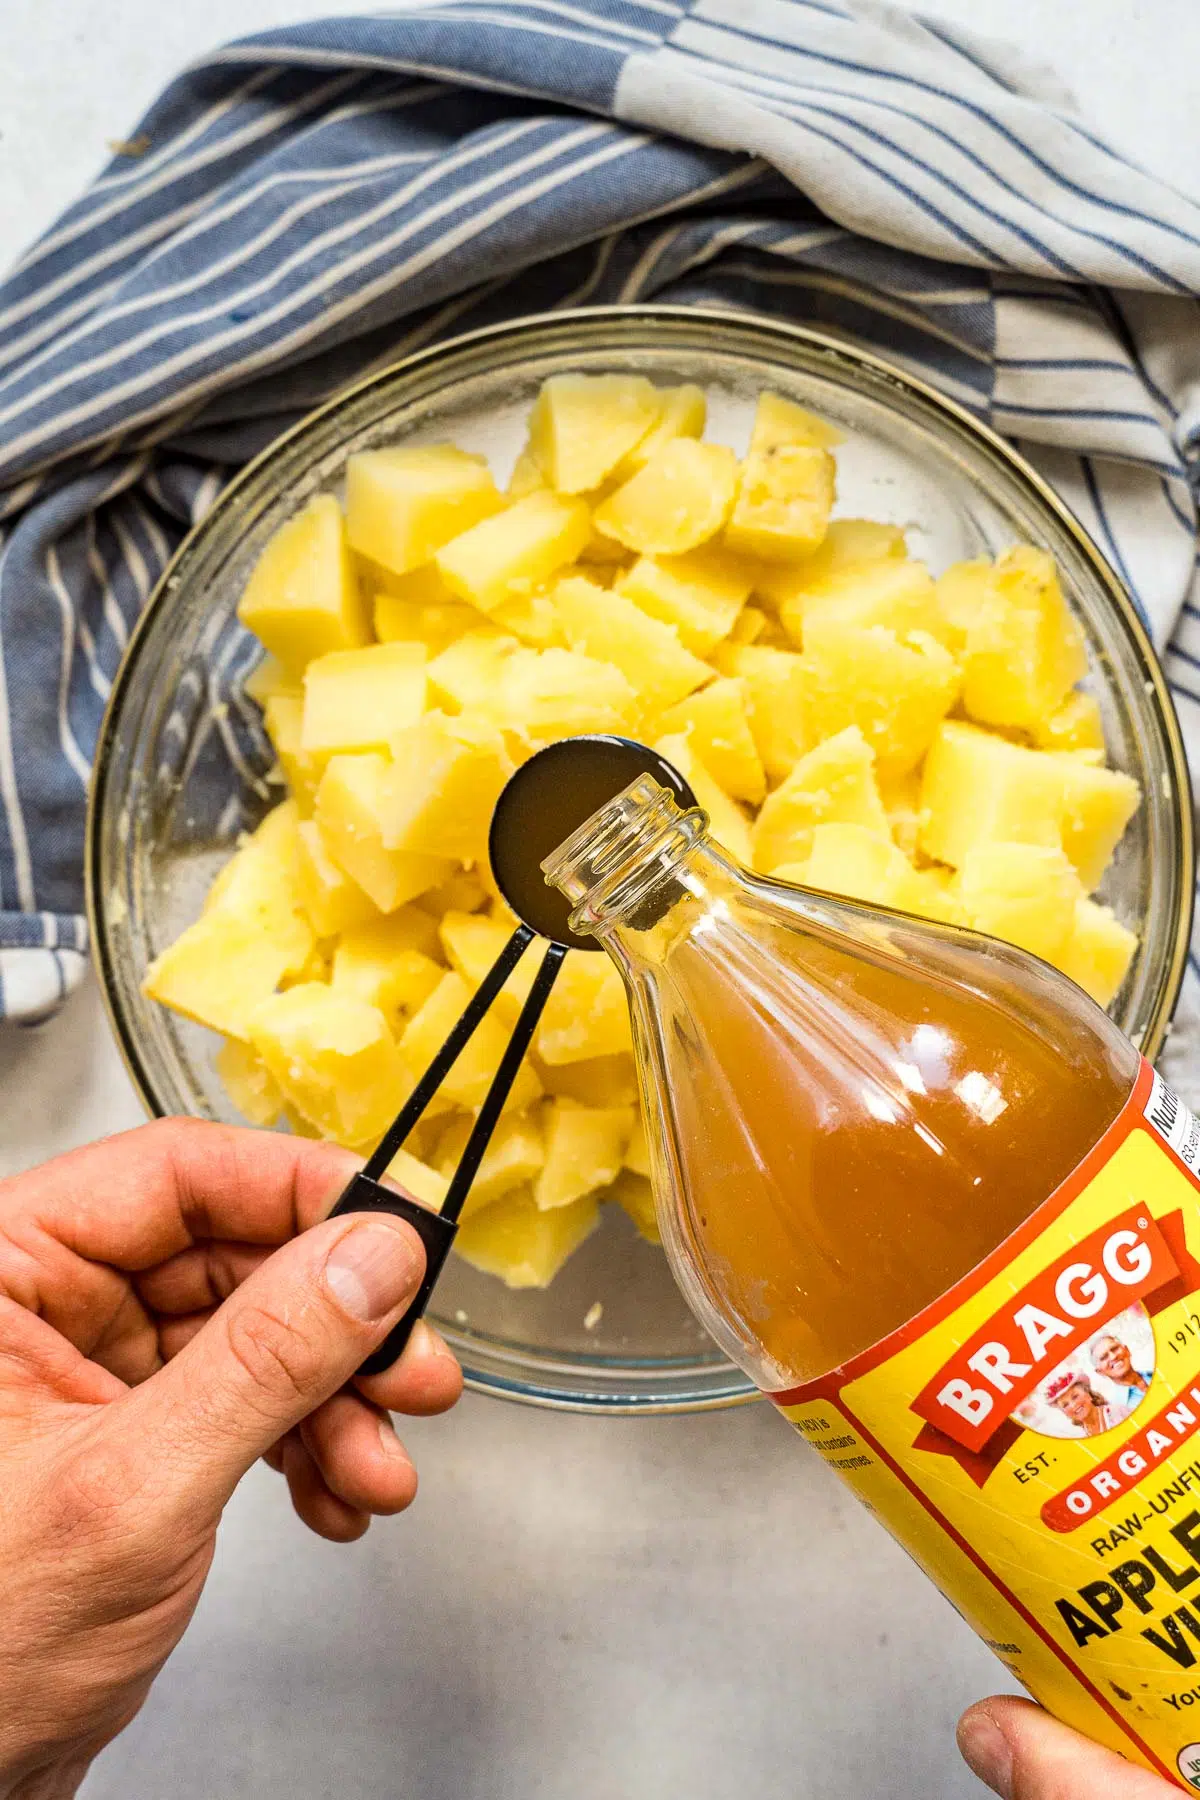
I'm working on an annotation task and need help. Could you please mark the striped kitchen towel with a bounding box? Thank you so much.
[2,1,1200,1085]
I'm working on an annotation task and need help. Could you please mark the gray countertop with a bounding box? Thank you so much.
[3,5,1199,1794]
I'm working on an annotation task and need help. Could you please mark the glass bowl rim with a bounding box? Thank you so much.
[85,302,1196,1414]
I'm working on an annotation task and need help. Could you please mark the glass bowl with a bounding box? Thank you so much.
[87,306,1194,1413]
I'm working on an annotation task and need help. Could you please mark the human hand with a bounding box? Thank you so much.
[958,1696,1182,1797]
[0,1120,461,1800]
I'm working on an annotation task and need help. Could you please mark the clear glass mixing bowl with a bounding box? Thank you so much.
[87,306,1194,1413]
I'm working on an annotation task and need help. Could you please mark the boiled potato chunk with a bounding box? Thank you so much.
[553,574,711,712]
[378,1146,449,1213]
[624,1115,652,1178]
[656,676,765,805]
[592,440,738,556]
[802,620,961,776]
[1057,898,1138,1005]
[332,915,443,1020]
[438,909,541,1015]
[779,559,939,648]
[435,491,590,612]
[263,693,323,814]
[400,971,542,1112]
[752,726,890,871]
[215,1039,283,1127]
[490,591,567,648]
[142,805,315,1040]
[527,374,661,493]
[535,1098,634,1211]
[345,445,501,576]
[433,1108,545,1219]
[878,770,926,861]
[454,1186,599,1288]
[248,983,410,1146]
[485,646,639,744]
[934,558,995,652]
[537,954,633,1064]
[753,518,906,609]
[428,629,516,712]
[616,548,751,655]
[301,642,425,757]
[960,547,1087,731]
[507,446,547,498]
[776,823,922,912]
[315,753,454,912]
[954,843,1082,963]
[610,383,706,480]
[724,444,835,563]
[373,581,480,652]
[239,494,368,673]
[714,644,814,783]
[295,818,379,938]
[750,391,844,453]
[919,722,1139,887]
[535,1053,639,1107]
[607,1170,660,1244]
[1031,690,1104,753]
[383,713,513,863]
[244,655,300,704]
[654,731,753,865]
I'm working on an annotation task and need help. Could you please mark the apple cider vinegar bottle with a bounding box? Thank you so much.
[544,774,1200,1792]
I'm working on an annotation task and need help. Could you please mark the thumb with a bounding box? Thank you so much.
[957,1696,1179,1798]
[116,1212,425,1516]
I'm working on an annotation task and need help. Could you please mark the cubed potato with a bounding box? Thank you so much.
[907,865,964,926]
[435,491,590,612]
[300,642,426,758]
[616,547,751,655]
[534,1098,634,1210]
[592,440,738,556]
[382,713,513,863]
[507,446,548,499]
[282,939,334,989]
[239,494,369,674]
[752,726,889,871]
[554,574,711,713]
[345,445,501,575]
[933,558,997,653]
[332,918,443,1019]
[438,910,541,1016]
[244,654,301,705]
[653,731,753,865]
[454,1186,599,1288]
[802,620,961,776]
[1056,897,1138,1005]
[655,677,765,804]
[537,954,633,1064]
[534,1053,639,1107]
[878,770,926,861]
[724,444,835,563]
[248,983,410,1146]
[485,646,640,743]
[918,721,1140,886]
[377,1146,449,1213]
[959,547,1087,731]
[749,392,844,453]
[775,822,923,911]
[730,606,769,644]
[295,818,379,937]
[954,843,1082,963]
[607,1170,660,1244]
[417,870,491,917]
[609,383,706,481]
[527,373,662,493]
[713,643,815,782]
[315,753,454,912]
[490,591,567,648]
[264,693,323,814]
[215,1038,284,1127]
[143,806,315,1040]
[373,583,480,653]
[624,1113,651,1177]
[434,1107,546,1219]
[779,559,940,648]
[427,629,517,712]
[400,971,542,1112]
[753,518,906,609]
[1031,690,1105,753]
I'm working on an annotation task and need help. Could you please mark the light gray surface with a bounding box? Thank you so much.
[2,5,1198,1796]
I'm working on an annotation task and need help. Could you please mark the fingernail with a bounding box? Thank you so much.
[324,1222,423,1323]
[377,1415,411,1461]
[957,1712,1014,1799]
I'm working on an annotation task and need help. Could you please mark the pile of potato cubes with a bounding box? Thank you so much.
[143,374,1141,1292]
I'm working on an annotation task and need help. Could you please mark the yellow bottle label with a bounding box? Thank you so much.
[772,1061,1200,1790]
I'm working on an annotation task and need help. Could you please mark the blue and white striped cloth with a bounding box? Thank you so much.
[3,2,1200,1074]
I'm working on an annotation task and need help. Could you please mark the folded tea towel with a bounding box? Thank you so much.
[2,0,1200,1087]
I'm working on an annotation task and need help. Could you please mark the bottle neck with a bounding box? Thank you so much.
[541,776,714,945]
